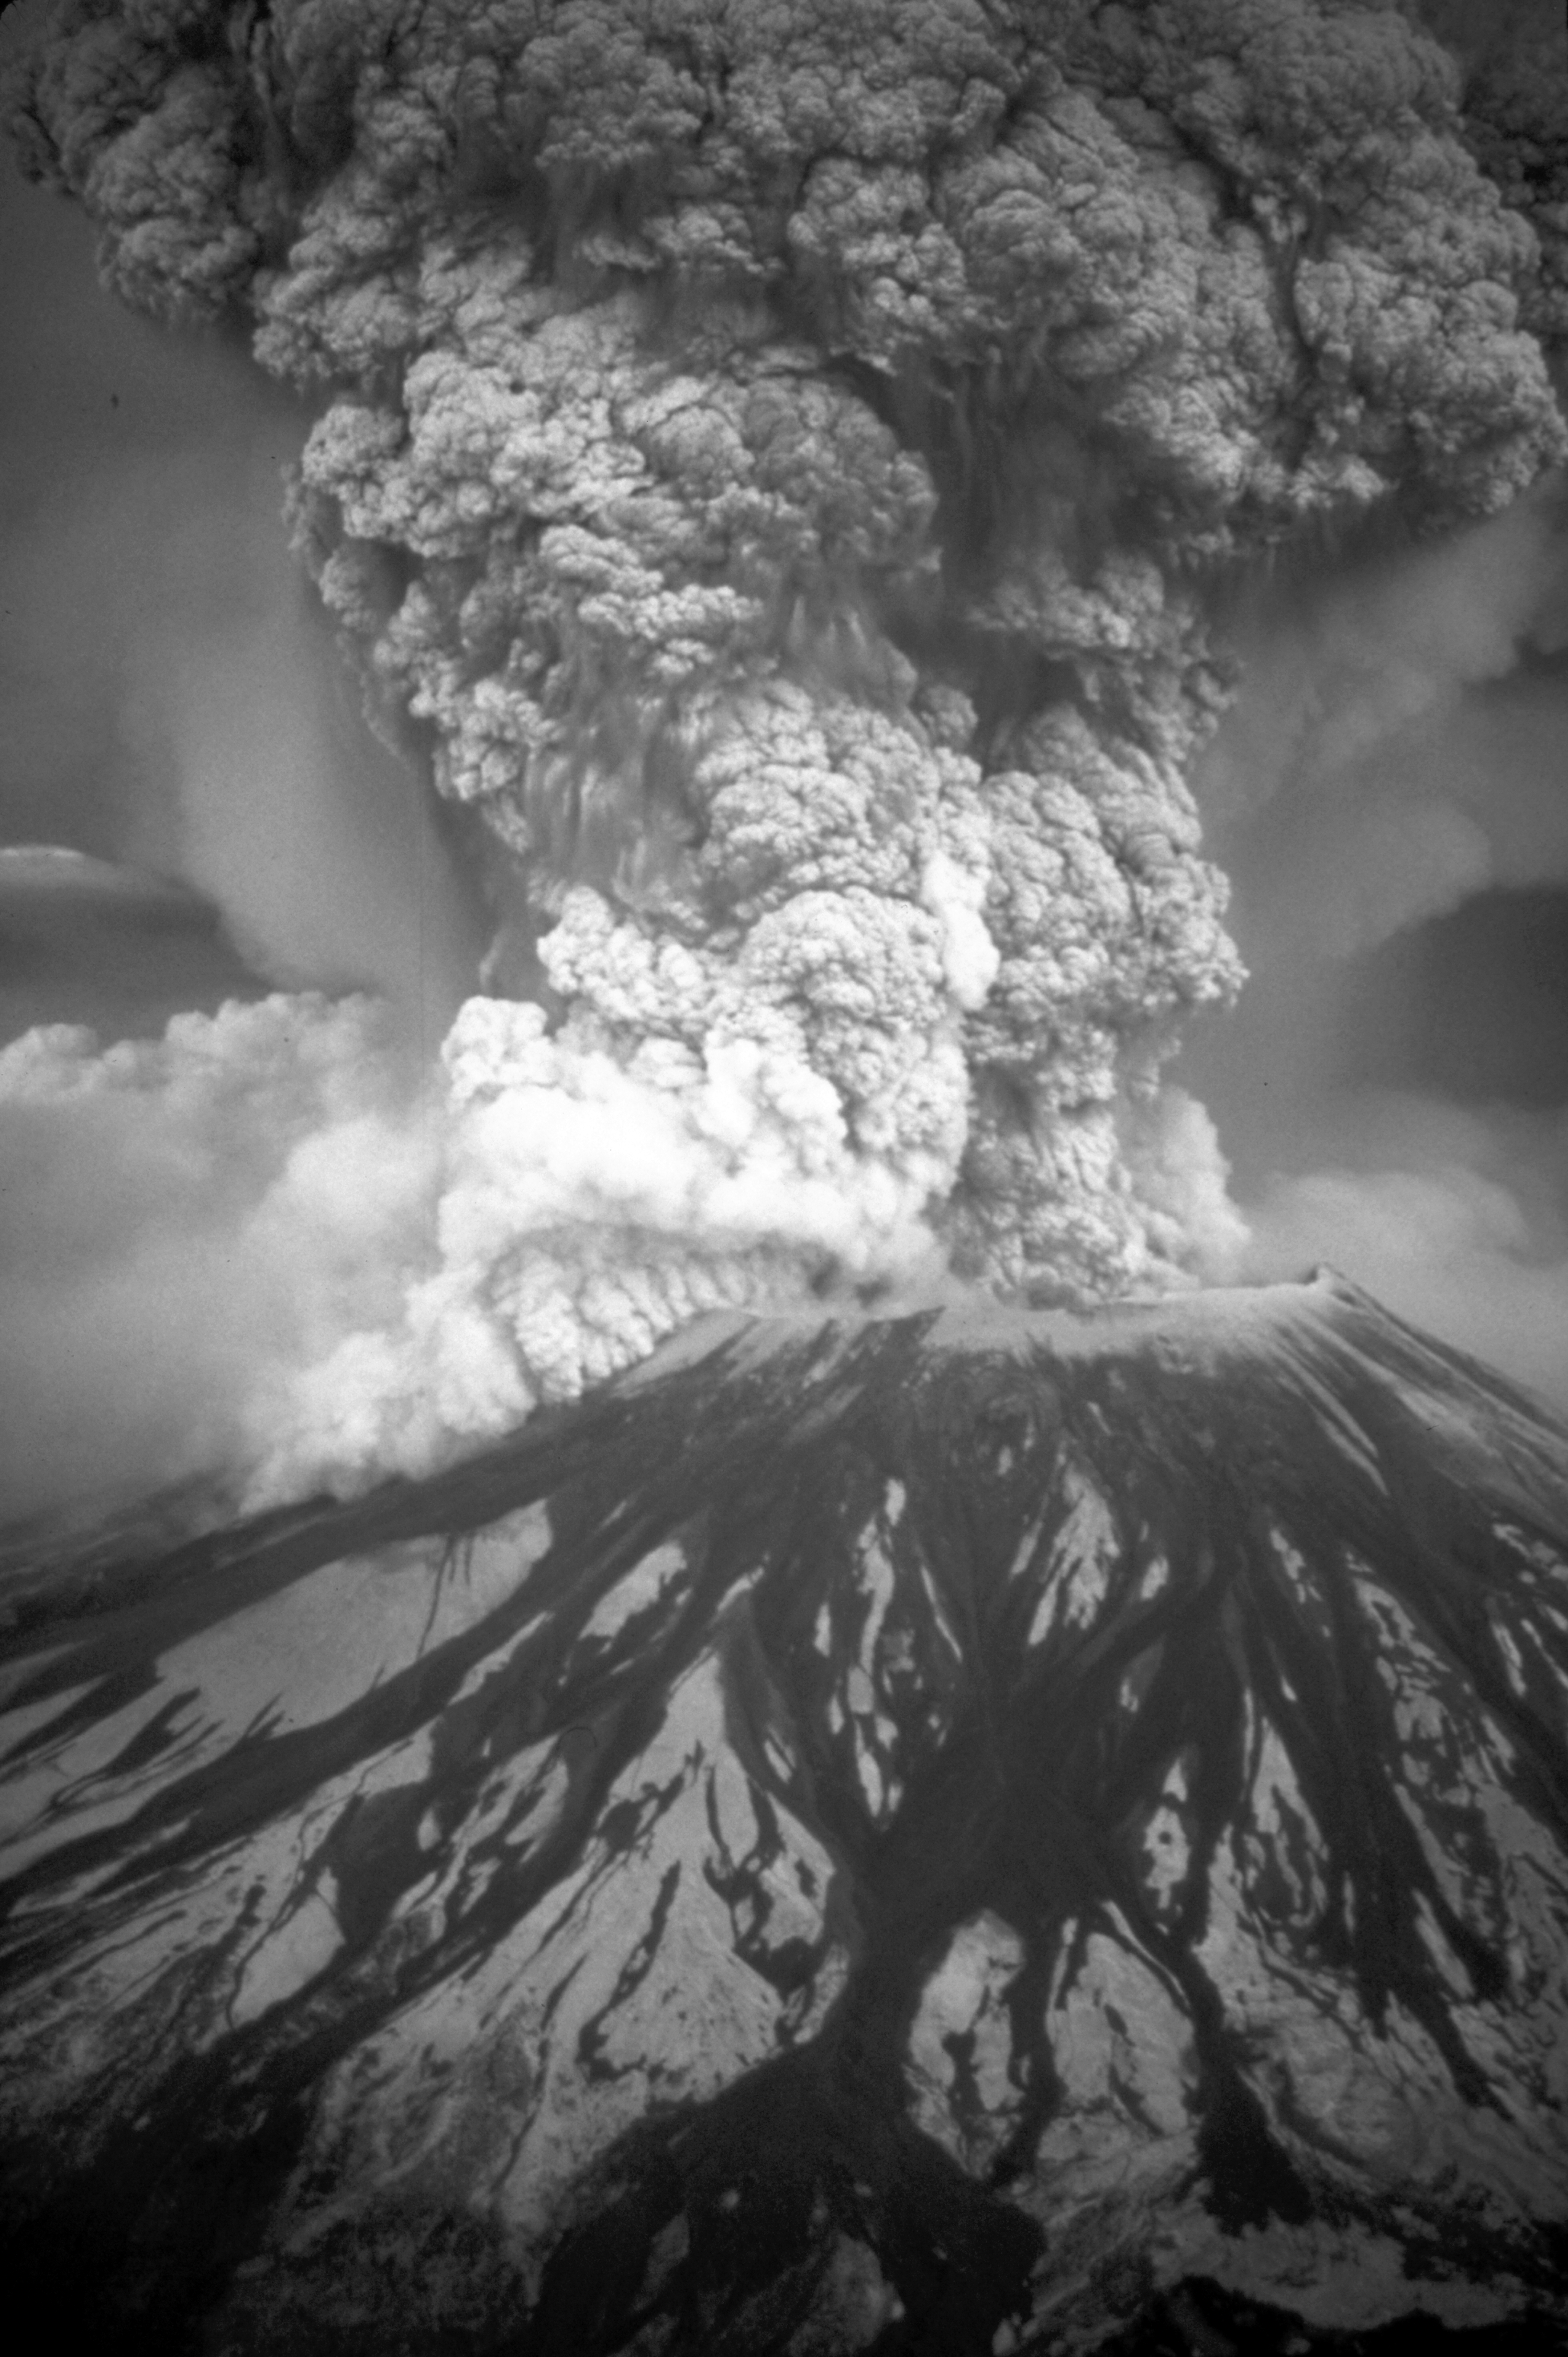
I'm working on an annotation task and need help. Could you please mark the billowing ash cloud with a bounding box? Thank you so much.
[4,0,1564,1504]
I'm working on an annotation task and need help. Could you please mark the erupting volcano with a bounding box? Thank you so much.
[4,1,1568,2349]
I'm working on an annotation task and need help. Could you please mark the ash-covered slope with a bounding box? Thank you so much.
[3,1271,1567,2353]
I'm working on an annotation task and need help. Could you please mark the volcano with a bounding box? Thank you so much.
[2,1271,1567,2354]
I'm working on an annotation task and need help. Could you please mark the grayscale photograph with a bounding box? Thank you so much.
[1,2,1566,2350]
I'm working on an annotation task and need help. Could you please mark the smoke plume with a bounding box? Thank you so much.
[4,0,1566,1512]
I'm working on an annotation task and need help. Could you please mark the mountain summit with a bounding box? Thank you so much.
[3,1271,1567,2353]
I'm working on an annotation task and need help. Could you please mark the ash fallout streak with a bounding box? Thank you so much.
[3,1281,1568,2349]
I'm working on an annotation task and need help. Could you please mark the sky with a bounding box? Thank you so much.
[0,0,483,1520]
[1181,490,1568,1402]
[2,0,1567,1526]
[0,0,482,1053]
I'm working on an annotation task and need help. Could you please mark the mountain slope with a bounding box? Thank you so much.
[2,1271,1566,2353]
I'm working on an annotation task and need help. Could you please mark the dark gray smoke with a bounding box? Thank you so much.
[3,0,1566,1513]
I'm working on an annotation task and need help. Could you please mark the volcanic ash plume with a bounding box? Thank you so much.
[6,0,1565,1500]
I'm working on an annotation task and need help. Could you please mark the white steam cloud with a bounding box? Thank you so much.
[0,997,433,1521]
[0,972,957,1520]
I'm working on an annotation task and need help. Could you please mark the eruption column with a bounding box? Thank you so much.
[4,0,1564,1498]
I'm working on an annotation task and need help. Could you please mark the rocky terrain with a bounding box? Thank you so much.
[3,1269,1566,2353]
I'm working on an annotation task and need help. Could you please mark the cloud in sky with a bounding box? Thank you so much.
[1186,494,1568,1414]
